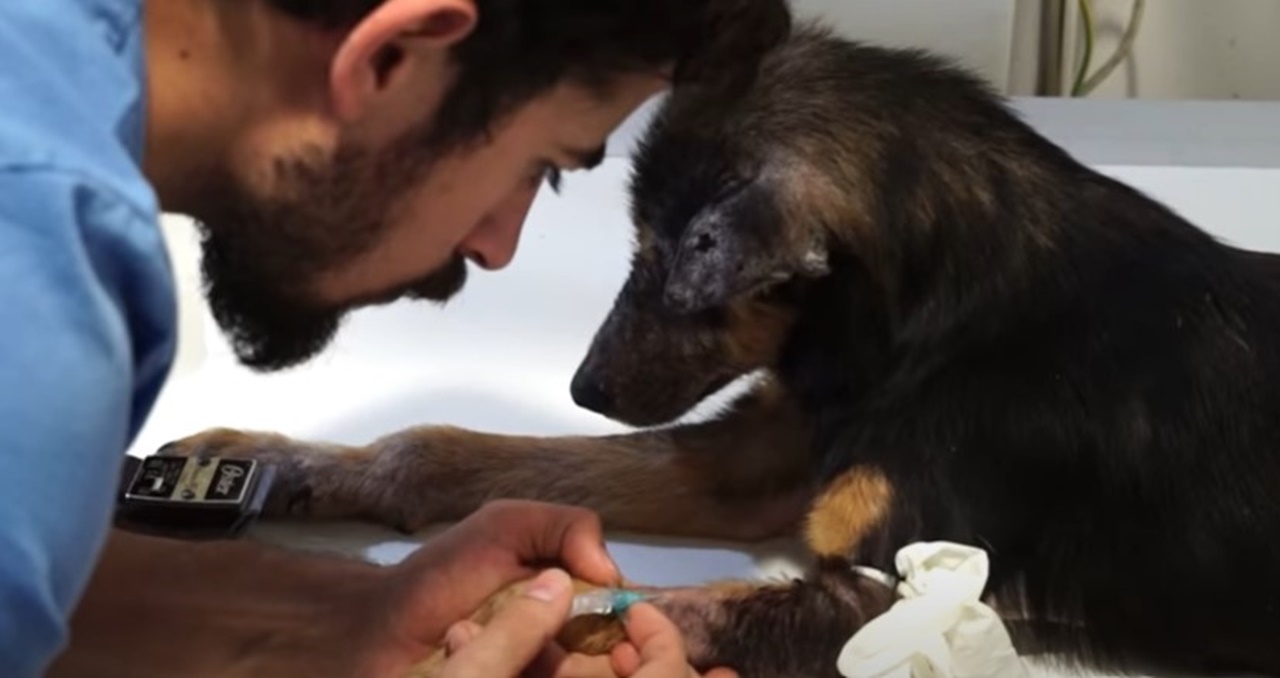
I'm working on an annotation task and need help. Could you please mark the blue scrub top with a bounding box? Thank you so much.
[0,0,177,673]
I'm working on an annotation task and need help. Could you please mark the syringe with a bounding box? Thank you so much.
[569,588,650,618]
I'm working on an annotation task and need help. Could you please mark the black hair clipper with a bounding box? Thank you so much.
[115,454,277,540]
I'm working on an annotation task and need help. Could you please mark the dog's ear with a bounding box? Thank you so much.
[663,181,828,314]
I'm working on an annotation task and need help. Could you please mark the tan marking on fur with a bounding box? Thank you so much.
[804,466,894,558]
[632,221,658,264]
[771,141,889,283]
[776,146,865,241]
[902,139,1000,238]
[722,299,799,369]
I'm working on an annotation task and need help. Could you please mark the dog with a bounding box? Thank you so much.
[160,22,1280,677]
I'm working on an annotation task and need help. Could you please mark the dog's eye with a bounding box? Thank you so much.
[711,177,748,204]
[754,277,796,304]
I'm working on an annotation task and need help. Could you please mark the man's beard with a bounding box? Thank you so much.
[193,132,468,372]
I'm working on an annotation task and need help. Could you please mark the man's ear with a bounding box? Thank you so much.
[329,0,476,123]
[662,182,829,314]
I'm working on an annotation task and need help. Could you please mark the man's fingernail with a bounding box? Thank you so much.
[599,546,624,586]
[621,600,654,624]
[601,541,620,570]
[444,623,474,653]
[524,568,571,602]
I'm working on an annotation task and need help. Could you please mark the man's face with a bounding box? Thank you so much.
[194,74,665,371]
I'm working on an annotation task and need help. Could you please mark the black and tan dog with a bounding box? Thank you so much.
[161,22,1280,677]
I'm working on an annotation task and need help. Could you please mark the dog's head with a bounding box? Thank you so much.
[570,81,846,426]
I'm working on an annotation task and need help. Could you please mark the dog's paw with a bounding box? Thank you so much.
[155,428,346,521]
[158,428,302,464]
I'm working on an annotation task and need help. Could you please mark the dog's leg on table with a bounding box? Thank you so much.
[453,463,895,678]
[410,462,902,678]
[156,379,815,541]
[409,564,898,678]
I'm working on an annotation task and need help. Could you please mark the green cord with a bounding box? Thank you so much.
[1079,0,1147,96]
[1071,0,1146,97]
[1071,0,1096,96]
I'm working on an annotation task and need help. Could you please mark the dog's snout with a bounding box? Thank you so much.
[570,371,614,415]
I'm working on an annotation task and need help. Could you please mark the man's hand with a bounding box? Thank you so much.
[50,498,720,677]
[360,499,624,674]
[393,499,621,640]
[436,572,738,678]
[366,499,734,676]
[47,496,721,675]
[610,604,738,678]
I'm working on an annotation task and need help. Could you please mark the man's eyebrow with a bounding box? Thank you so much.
[565,144,607,170]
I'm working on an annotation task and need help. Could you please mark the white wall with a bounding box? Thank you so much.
[792,0,1280,101]
[158,215,207,377]
[789,0,1020,91]
[1056,0,1280,100]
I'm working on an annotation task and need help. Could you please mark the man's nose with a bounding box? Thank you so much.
[458,187,537,270]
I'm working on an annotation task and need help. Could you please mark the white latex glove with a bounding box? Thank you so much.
[837,542,1029,678]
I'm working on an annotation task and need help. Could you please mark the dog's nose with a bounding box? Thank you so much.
[570,372,614,415]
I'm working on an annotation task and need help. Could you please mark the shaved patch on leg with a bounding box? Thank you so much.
[804,466,893,558]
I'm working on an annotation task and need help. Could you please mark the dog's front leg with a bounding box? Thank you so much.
[155,379,816,540]
[408,563,897,678]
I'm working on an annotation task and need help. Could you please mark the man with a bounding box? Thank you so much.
[0,0,789,675]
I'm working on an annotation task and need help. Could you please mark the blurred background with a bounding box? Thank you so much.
[796,0,1279,101]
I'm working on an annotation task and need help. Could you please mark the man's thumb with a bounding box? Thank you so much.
[439,569,574,678]
[522,568,573,603]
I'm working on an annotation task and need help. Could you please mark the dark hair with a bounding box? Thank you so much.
[266,0,792,150]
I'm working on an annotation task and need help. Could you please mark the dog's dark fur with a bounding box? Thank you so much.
[161,22,1280,677]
